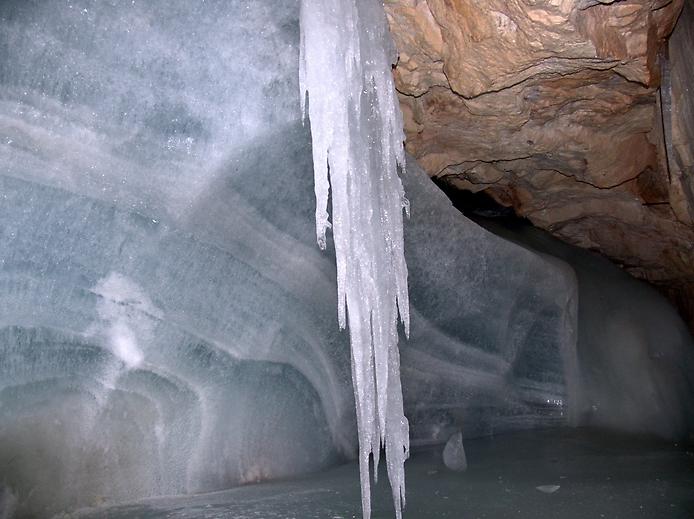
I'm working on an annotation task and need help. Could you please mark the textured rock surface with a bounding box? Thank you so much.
[385,0,694,331]
[667,0,694,330]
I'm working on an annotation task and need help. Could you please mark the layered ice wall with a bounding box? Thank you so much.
[0,1,352,515]
[0,1,692,518]
[400,162,578,442]
[476,219,694,439]
[405,166,694,443]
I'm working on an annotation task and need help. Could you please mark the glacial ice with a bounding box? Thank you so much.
[479,220,694,438]
[299,0,410,517]
[0,1,692,518]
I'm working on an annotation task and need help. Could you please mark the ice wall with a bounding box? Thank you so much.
[475,219,694,439]
[412,176,694,443]
[399,162,579,443]
[0,1,352,516]
[0,1,692,518]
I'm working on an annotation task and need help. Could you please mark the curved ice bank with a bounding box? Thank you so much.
[403,165,694,443]
[0,0,693,517]
[475,216,694,440]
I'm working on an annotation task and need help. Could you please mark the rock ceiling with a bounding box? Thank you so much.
[385,0,694,331]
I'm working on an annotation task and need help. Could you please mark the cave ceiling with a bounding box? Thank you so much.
[386,0,694,330]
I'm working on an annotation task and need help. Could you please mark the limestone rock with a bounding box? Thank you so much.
[386,0,694,331]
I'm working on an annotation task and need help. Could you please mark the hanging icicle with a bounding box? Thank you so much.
[299,1,410,518]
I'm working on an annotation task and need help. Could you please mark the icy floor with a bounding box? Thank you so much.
[71,428,694,519]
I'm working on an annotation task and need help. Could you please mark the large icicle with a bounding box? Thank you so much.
[299,1,410,518]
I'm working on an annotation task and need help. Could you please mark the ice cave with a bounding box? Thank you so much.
[1,1,693,518]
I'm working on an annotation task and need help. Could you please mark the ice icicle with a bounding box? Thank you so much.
[299,1,410,518]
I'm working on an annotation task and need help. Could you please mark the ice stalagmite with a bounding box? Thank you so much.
[299,1,410,518]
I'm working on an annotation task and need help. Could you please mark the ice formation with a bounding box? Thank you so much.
[1,1,693,517]
[442,431,467,472]
[299,0,410,517]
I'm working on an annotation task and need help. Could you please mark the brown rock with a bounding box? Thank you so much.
[386,0,694,332]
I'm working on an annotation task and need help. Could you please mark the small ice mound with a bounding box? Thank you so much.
[239,462,272,485]
[442,431,467,472]
[536,484,560,494]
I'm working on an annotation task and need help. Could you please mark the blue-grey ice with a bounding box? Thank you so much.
[442,431,467,472]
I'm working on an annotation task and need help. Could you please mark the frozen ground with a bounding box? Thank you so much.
[72,428,694,519]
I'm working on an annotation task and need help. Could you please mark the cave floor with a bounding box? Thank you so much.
[72,428,694,519]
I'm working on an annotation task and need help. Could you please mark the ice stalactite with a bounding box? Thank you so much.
[299,1,411,518]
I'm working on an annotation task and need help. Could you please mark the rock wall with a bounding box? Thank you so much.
[385,0,694,332]
[667,0,694,330]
